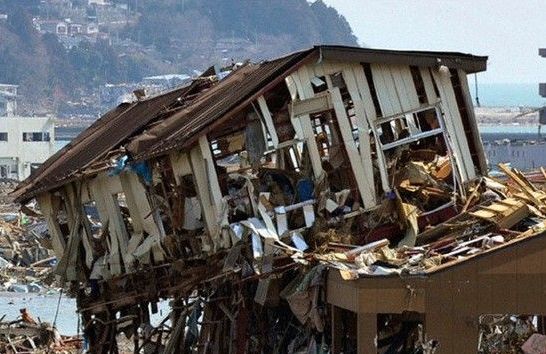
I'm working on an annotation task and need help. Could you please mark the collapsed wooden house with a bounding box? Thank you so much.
[14,45,545,353]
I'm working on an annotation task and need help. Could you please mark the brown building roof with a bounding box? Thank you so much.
[13,45,487,203]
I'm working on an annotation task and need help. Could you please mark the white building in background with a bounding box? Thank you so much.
[0,85,55,181]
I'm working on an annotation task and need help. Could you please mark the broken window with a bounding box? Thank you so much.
[52,193,71,241]
[311,110,359,202]
[112,193,134,235]
[82,200,106,259]
[262,81,296,143]
[22,132,50,142]
[410,66,428,105]
[372,106,458,221]
[375,108,444,152]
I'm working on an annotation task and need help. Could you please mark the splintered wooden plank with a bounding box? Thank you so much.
[89,175,122,275]
[370,63,402,116]
[284,76,305,139]
[169,151,192,182]
[189,138,220,250]
[64,183,94,269]
[351,63,378,121]
[289,67,324,179]
[350,63,390,192]
[341,65,376,208]
[120,171,159,237]
[257,96,279,148]
[331,87,376,209]
[392,65,421,112]
[420,67,438,104]
[36,192,66,258]
[470,198,529,229]
[431,69,475,181]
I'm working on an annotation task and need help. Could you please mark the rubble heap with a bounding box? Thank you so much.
[0,310,81,354]
[0,180,58,294]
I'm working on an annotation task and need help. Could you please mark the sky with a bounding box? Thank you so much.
[323,0,546,84]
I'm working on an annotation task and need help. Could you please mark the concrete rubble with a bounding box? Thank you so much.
[7,45,546,353]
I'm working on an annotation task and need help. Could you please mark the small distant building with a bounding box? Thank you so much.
[0,85,55,180]
[0,84,18,117]
[86,22,99,34]
[56,21,68,35]
[88,0,110,5]
[142,74,191,89]
[68,23,84,35]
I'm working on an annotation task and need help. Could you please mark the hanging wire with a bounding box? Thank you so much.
[474,73,481,107]
[53,288,63,328]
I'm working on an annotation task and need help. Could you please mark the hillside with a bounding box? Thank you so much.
[0,0,358,117]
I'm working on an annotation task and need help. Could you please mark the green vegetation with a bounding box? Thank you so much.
[0,0,357,115]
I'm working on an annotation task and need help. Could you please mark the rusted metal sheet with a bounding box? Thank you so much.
[127,49,316,160]
[13,85,193,202]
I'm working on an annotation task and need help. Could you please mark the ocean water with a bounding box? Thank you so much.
[0,292,172,335]
[468,82,545,108]
[0,292,78,334]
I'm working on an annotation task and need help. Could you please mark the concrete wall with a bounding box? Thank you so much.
[0,117,55,180]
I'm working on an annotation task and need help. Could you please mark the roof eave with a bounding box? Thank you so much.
[317,45,488,73]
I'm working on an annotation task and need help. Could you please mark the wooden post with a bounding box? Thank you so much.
[357,313,377,354]
[331,305,343,354]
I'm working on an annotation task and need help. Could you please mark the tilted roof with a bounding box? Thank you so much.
[13,45,487,202]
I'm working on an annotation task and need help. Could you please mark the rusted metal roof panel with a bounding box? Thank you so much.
[127,49,315,160]
[13,85,192,202]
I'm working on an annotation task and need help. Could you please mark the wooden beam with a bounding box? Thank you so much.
[331,87,376,209]
[341,65,377,208]
[189,136,223,252]
[456,69,488,174]
[289,66,324,179]
[257,96,279,147]
[35,192,66,257]
[357,313,377,354]
[290,93,333,117]
[431,69,476,181]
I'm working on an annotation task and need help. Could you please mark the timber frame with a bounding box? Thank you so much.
[12,45,494,353]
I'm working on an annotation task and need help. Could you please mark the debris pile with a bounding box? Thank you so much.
[0,309,81,354]
[478,315,540,354]
[0,180,58,294]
